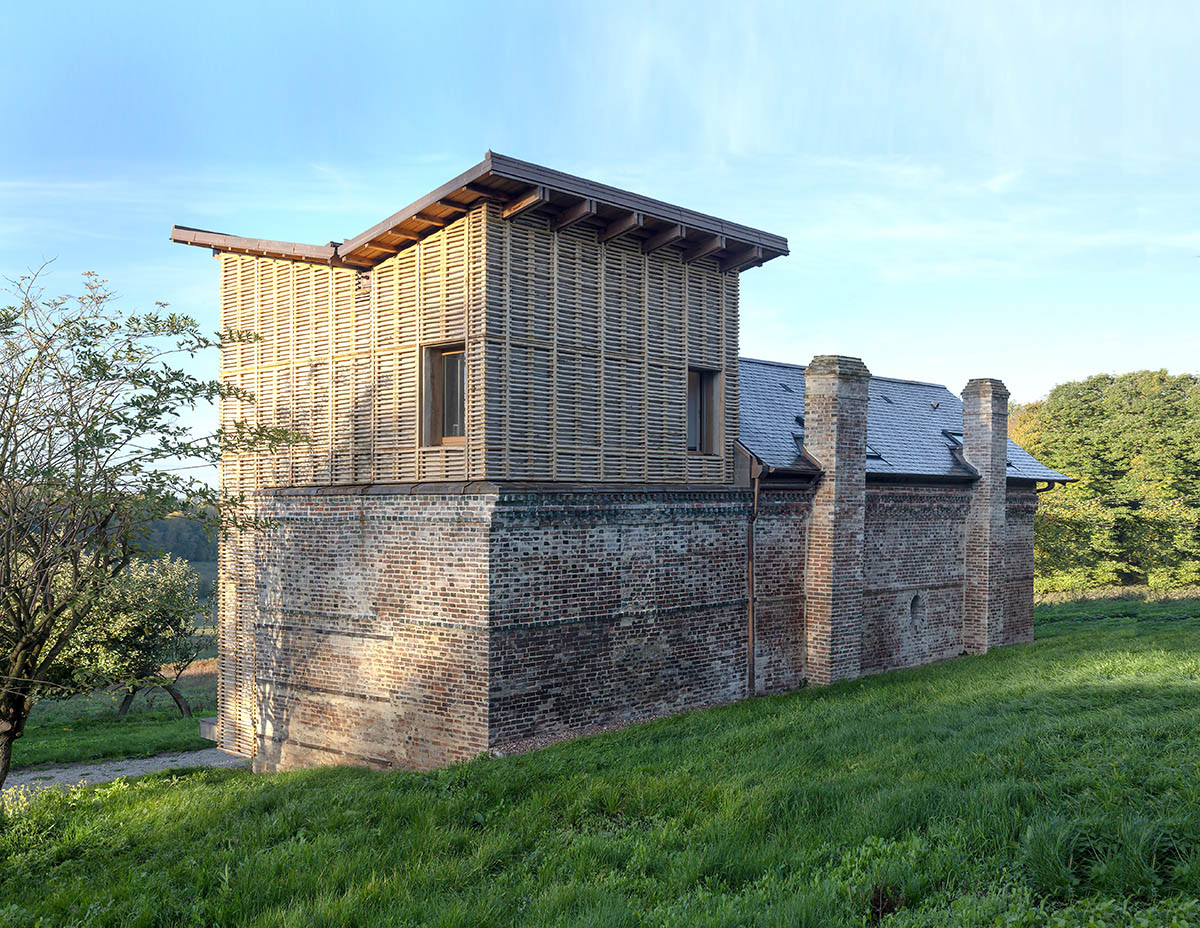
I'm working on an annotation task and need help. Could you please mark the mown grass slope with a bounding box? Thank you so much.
[3,603,1199,927]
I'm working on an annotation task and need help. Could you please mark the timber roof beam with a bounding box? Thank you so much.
[642,223,685,255]
[598,210,644,244]
[683,234,726,264]
[550,197,598,232]
[720,244,764,273]
[501,185,549,220]
[170,151,789,274]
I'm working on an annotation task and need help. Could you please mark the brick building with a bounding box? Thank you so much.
[172,153,1067,772]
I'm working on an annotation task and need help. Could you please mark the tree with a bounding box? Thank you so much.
[1011,370,1200,592]
[55,555,206,718]
[0,268,294,790]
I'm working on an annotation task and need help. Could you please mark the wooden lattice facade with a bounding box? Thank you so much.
[216,204,740,492]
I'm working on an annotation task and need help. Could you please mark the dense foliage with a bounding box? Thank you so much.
[0,269,293,790]
[52,555,204,715]
[1011,370,1200,593]
[148,514,216,563]
[2,603,1198,927]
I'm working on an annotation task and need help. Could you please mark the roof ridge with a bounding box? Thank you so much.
[740,356,951,392]
[871,374,954,391]
[738,356,806,371]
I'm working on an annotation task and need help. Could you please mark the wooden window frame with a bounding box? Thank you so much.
[422,342,466,447]
[687,366,721,456]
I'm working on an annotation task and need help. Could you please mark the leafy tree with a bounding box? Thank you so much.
[0,268,294,790]
[148,512,217,563]
[54,555,206,718]
[1011,370,1200,592]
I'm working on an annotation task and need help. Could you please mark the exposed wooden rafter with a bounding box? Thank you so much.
[550,198,597,232]
[641,223,685,255]
[683,234,726,264]
[720,244,764,273]
[598,210,644,244]
[501,185,549,221]
[172,152,790,274]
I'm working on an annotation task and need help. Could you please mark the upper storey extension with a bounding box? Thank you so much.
[173,153,788,491]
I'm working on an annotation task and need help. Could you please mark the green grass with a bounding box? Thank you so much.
[11,665,217,770]
[3,600,1200,927]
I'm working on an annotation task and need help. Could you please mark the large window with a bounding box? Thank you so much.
[425,344,465,445]
[687,368,719,454]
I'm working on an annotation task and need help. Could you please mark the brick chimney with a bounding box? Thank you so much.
[803,355,870,685]
[961,378,1009,654]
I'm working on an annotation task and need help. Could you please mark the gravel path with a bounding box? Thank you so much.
[4,748,248,799]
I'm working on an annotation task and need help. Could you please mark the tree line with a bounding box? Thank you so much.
[1010,370,1200,593]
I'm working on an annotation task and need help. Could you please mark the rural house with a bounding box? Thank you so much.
[172,153,1068,772]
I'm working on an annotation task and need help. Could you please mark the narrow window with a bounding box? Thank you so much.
[687,368,719,454]
[425,344,465,445]
[909,593,927,628]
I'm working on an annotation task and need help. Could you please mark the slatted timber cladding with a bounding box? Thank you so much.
[216,202,738,495]
[481,203,739,484]
[214,202,740,753]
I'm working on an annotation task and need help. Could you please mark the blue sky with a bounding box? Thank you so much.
[3,0,1198,415]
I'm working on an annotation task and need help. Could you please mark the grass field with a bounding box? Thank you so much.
[2,599,1199,927]
[10,660,218,770]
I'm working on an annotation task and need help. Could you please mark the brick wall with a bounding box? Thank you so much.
[861,484,972,673]
[222,477,1040,772]
[751,490,812,693]
[245,488,493,773]
[486,489,752,744]
[1004,487,1037,646]
[803,356,871,684]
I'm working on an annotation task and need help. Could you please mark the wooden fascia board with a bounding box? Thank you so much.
[501,185,550,220]
[641,223,684,254]
[683,234,726,264]
[598,210,644,244]
[169,226,341,265]
[550,198,597,232]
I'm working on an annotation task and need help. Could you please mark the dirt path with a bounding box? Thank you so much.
[4,748,247,800]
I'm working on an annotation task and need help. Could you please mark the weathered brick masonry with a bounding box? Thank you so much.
[244,489,494,772]
[487,489,752,744]
[238,476,1036,772]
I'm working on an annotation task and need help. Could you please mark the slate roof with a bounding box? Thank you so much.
[738,357,1070,483]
